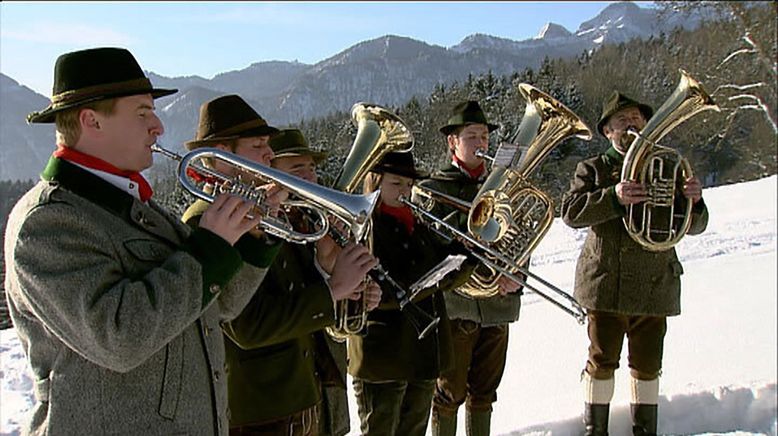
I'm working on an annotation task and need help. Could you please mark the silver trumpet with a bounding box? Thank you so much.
[152,143,379,244]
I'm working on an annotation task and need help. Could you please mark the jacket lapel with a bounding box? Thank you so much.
[41,156,184,245]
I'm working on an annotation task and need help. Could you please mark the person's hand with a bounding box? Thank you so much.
[615,180,649,205]
[260,183,289,217]
[363,280,382,311]
[315,235,340,274]
[496,274,523,296]
[327,243,378,301]
[199,194,262,246]
[682,176,703,204]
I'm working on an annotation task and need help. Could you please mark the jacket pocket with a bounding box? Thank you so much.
[124,238,171,262]
[158,337,184,420]
[671,261,684,277]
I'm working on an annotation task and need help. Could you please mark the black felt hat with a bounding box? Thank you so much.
[27,47,177,124]
[372,152,428,180]
[439,100,499,135]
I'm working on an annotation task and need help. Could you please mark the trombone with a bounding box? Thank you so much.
[152,143,379,244]
[401,191,587,324]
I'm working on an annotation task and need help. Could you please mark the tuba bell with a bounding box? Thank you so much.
[326,103,440,341]
[621,70,719,251]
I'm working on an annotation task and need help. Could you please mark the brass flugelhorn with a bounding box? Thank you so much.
[152,143,379,244]
[621,70,719,251]
[325,103,440,341]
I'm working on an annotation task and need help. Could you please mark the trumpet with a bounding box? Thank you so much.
[151,143,379,244]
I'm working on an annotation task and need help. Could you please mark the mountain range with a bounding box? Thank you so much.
[0,1,712,181]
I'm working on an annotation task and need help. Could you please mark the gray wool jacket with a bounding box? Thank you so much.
[4,157,277,435]
[561,147,709,316]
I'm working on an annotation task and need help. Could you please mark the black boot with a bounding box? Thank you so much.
[583,403,609,436]
[631,404,658,436]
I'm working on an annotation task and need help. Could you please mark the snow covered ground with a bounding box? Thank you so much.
[2,175,776,435]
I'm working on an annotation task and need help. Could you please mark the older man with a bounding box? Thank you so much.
[561,91,709,436]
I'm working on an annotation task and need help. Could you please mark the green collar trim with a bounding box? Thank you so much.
[604,147,625,166]
[41,156,134,219]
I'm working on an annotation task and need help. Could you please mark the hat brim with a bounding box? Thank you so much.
[272,150,329,164]
[597,103,653,137]
[27,87,177,124]
[439,122,499,135]
[372,166,429,180]
[185,125,281,150]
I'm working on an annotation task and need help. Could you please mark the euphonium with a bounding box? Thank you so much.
[621,70,719,251]
[462,83,592,298]
[151,143,379,244]
[327,103,440,341]
[405,83,591,323]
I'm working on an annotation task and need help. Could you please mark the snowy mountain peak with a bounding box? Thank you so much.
[536,22,572,40]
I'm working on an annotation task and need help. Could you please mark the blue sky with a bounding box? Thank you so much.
[1,1,652,97]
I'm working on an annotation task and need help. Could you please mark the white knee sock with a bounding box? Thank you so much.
[630,376,659,405]
[583,372,615,404]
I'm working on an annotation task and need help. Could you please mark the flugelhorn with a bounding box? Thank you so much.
[152,143,379,244]
[621,70,719,251]
[325,103,440,341]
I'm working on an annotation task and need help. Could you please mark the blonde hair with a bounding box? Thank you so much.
[362,172,384,211]
[55,99,118,147]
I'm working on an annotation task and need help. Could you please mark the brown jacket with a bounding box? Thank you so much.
[561,147,709,316]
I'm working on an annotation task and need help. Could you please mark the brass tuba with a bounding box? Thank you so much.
[152,144,379,244]
[462,83,592,298]
[621,70,719,251]
[326,103,439,341]
[407,83,592,323]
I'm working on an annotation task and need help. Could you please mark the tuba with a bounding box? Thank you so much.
[326,103,440,341]
[621,70,719,251]
[407,83,592,323]
[152,144,379,244]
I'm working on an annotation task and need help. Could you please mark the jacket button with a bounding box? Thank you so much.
[210,284,221,294]
[214,370,220,381]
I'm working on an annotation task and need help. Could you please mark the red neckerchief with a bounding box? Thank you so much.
[53,145,153,202]
[452,155,485,180]
[380,203,415,235]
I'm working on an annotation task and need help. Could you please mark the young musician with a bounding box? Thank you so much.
[561,91,708,435]
[420,101,522,436]
[5,48,276,435]
[349,151,476,436]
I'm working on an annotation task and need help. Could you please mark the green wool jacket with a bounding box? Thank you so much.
[348,211,476,381]
[5,158,275,436]
[417,162,522,326]
[560,147,709,316]
[183,201,348,432]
